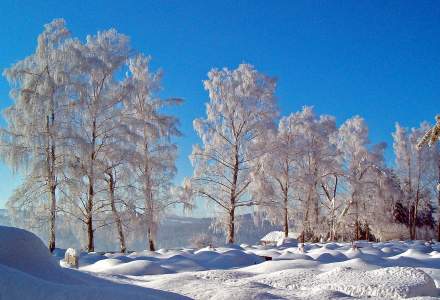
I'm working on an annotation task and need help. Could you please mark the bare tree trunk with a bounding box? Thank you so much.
[86,120,97,253]
[408,205,414,239]
[354,195,360,240]
[283,189,289,238]
[283,159,290,238]
[365,221,370,241]
[300,230,305,244]
[409,189,421,240]
[46,113,57,253]
[143,141,157,251]
[227,208,235,244]
[227,144,239,244]
[148,226,155,251]
[48,184,56,252]
[355,220,360,240]
[87,181,94,252]
[108,172,126,253]
[144,190,156,251]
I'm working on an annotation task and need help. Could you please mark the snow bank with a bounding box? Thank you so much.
[0,226,76,284]
[0,226,187,300]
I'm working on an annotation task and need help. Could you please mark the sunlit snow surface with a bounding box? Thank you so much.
[1,226,440,299]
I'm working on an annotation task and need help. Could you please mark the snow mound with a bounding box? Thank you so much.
[276,237,298,247]
[0,226,76,283]
[317,266,437,298]
[0,226,187,300]
[82,247,262,276]
[103,260,173,276]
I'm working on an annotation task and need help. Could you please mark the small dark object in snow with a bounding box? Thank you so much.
[258,256,272,261]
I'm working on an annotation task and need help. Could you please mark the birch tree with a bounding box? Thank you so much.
[190,64,278,244]
[63,29,130,252]
[417,115,440,241]
[292,107,339,241]
[1,19,71,252]
[336,116,387,240]
[123,54,182,251]
[393,122,436,239]
[250,117,298,238]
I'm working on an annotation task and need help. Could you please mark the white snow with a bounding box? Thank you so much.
[0,226,187,300]
[1,226,440,299]
[260,231,299,244]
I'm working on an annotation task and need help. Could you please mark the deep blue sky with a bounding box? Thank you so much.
[0,1,439,210]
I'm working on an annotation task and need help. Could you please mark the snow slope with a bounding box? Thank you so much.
[0,226,187,300]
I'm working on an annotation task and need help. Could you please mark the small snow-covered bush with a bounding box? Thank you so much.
[371,223,409,241]
[190,233,213,248]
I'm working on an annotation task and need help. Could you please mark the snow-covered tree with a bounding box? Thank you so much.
[336,116,386,240]
[190,64,278,244]
[417,115,440,241]
[417,115,440,149]
[100,124,133,253]
[62,29,130,252]
[285,107,339,241]
[393,122,437,239]
[1,19,71,252]
[250,116,299,238]
[251,108,340,240]
[123,54,183,251]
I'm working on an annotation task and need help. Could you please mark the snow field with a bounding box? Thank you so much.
[1,226,440,299]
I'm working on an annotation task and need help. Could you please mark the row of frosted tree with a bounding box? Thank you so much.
[1,20,189,253]
[1,20,439,253]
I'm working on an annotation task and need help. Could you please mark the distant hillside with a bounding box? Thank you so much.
[155,214,280,249]
[1,210,280,251]
[0,209,10,226]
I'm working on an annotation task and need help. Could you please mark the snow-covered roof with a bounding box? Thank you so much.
[260,231,298,242]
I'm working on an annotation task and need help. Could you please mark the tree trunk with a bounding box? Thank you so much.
[412,190,420,240]
[87,180,94,252]
[355,220,360,241]
[147,226,155,251]
[86,172,95,252]
[282,159,290,239]
[365,221,370,241]
[409,205,413,240]
[108,172,126,253]
[86,217,94,252]
[143,141,157,251]
[283,188,289,238]
[227,143,239,244]
[87,120,96,253]
[227,208,235,244]
[354,197,360,240]
[46,114,57,253]
[48,184,56,252]
[144,181,156,251]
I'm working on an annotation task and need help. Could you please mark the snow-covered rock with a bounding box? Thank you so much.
[64,247,79,268]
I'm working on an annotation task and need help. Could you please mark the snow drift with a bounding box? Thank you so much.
[0,226,187,300]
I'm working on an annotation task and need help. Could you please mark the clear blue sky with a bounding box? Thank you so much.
[0,1,439,209]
